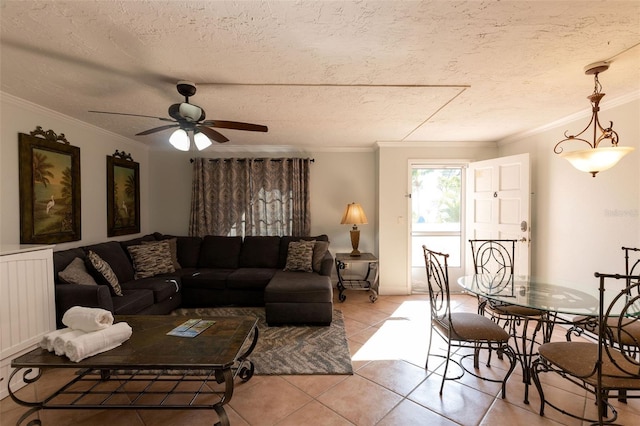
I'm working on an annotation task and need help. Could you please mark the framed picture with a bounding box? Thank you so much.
[107,151,140,237]
[19,128,81,244]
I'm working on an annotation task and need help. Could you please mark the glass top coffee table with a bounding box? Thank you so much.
[8,315,259,426]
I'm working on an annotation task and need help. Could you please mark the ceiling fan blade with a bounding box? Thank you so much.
[201,120,268,132]
[196,125,229,143]
[136,124,179,136]
[89,110,174,122]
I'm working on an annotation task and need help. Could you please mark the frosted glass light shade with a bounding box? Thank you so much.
[560,146,634,176]
[194,132,212,150]
[169,129,190,151]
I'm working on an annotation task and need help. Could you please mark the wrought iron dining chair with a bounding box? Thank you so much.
[423,245,517,398]
[469,239,549,355]
[531,272,640,425]
[567,247,640,351]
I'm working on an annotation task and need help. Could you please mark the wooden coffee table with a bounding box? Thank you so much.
[8,315,259,426]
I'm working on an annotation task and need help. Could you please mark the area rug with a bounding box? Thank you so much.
[169,306,353,375]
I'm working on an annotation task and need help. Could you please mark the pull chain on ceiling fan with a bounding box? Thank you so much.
[89,80,268,151]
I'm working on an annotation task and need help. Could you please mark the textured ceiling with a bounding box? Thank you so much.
[1,1,639,150]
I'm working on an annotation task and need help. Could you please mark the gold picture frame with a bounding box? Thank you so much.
[107,151,140,237]
[19,127,81,244]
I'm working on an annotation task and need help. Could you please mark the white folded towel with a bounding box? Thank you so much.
[65,322,132,363]
[40,328,74,352]
[62,306,114,332]
[53,330,86,356]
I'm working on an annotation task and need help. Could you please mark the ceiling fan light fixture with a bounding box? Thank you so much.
[194,132,212,150]
[169,128,190,151]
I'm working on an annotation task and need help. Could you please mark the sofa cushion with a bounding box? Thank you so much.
[121,276,180,303]
[278,235,329,268]
[227,268,277,290]
[86,250,123,296]
[239,236,280,268]
[181,269,234,290]
[312,241,330,273]
[175,236,203,268]
[127,240,175,279]
[265,270,333,304]
[58,257,98,286]
[83,241,135,283]
[198,236,242,269]
[284,240,315,272]
[119,234,157,254]
[111,289,155,314]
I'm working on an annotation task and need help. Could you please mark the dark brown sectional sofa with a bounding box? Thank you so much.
[53,233,334,327]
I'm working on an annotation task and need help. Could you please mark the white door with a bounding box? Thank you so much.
[466,153,531,277]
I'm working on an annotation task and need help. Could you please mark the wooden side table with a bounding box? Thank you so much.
[335,252,379,302]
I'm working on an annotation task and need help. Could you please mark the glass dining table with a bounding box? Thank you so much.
[457,274,604,404]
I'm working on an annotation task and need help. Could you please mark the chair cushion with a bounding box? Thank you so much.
[570,315,640,346]
[434,312,510,342]
[538,342,640,389]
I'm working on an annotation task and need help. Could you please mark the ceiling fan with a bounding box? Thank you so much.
[89,81,268,151]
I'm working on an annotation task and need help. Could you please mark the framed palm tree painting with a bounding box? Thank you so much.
[107,151,140,237]
[19,128,81,244]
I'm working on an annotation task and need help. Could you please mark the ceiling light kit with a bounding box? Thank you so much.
[90,81,268,151]
[553,62,634,177]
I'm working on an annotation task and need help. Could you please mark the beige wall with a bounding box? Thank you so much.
[0,93,151,249]
[147,149,378,258]
[376,142,498,295]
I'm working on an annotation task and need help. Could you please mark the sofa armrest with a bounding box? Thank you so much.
[319,251,334,276]
[55,284,114,327]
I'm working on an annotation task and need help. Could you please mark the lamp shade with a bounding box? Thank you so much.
[194,132,212,150]
[560,146,634,176]
[169,129,190,151]
[340,203,368,225]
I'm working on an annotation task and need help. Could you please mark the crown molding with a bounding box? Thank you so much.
[376,140,496,149]
[1,92,147,149]
[498,90,640,146]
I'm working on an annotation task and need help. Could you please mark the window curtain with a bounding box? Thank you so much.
[189,158,311,237]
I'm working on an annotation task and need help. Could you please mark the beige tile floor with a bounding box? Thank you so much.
[2,292,640,426]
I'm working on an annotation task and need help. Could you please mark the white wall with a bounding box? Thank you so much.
[499,97,640,288]
[0,93,151,249]
[377,142,498,295]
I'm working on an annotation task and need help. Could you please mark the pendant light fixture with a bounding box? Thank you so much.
[553,62,634,177]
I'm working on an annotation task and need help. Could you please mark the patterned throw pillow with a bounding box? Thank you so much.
[284,240,316,272]
[143,238,181,270]
[127,240,176,279]
[86,250,123,296]
[58,257,98,285]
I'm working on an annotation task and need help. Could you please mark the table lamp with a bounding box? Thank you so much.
[340,202,368,256]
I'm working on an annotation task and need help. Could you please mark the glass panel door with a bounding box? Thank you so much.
[410,165,464,293]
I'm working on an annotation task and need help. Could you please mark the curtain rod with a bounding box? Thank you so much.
[190,158,315,163]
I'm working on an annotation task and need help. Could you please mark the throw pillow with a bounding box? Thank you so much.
[127,240,176,279]
[312,241,330,273]
[86,250,123,296]
[143,238,181,270]
[58,257,98,286]
[284,240,316,272]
